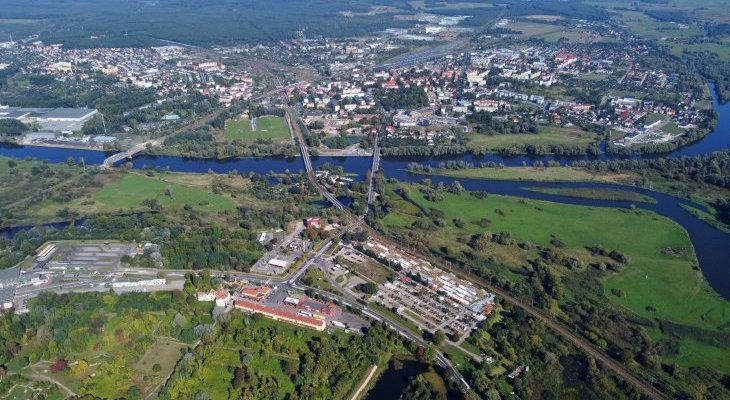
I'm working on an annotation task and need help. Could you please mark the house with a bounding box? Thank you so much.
[241,286,271,300]
[215,290,231,307]
[197,291,215,302]
[474,99,500,112]
[305,217,322,229]
[268,258,290,269]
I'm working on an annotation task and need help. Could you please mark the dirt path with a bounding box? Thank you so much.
[349,364,378,400]
[25,373,76,398]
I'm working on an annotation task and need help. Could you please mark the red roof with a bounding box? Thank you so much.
[215,290,230,300]
[234,300,325,329]
[241,286,271,298]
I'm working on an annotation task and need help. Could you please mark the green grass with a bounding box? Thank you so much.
[85,173,235,213]
[464,125,596,149]
[368,303,422,337]
[347,259,393,284]
[439,344,476,373]
[383,183,730,370]
[224,116,290,142]
[522,187,657,203]
[416,166,638,184]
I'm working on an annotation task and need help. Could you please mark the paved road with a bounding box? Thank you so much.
[366,132,380,209]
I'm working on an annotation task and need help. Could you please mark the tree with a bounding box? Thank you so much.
[49,359,68,373]
[356,282,378,294]
[433,330,446,346]
[72,359,89,377]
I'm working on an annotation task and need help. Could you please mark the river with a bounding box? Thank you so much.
[0,84,728,298]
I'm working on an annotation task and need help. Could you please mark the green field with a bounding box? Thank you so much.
[24,172,236,219]
[383,183,730,371]
[523,187,657,203]
[94,173,236,211]
[224,116,290,142]
[465,126,597,149]
[415,166,638,184]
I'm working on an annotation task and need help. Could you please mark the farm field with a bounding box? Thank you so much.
[382,183,730,371]
[224,116,290,142]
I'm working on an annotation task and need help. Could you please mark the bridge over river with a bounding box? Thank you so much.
[102,139,161,168]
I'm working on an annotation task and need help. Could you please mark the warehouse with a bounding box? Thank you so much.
[0,105,98,132]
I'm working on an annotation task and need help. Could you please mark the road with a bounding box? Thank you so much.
[349,365,378,400]
[366,132,380,209]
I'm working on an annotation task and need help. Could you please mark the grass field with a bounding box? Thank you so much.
[346,258,394,284]
[92,173,236,211]
[224,116,290,142]
[508,22,565,38]
[417,166,639,184]
[465,126,597,149]
[383,183,730,371]
[523,187,657,203]
[24,172,236,219]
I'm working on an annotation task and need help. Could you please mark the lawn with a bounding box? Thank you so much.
[133,338,188,395]
[508,22,564,38]
[383,183,730,370]
[224,116,290,142]
[522,187,657,203]
[346,258,394,284]
[464,125,597,149]
[65,172,235,214]
[416,166,639,184]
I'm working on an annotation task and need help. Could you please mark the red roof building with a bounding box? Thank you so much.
[234,300,326,331]
[305,217,322,229]
[241,286,271,300]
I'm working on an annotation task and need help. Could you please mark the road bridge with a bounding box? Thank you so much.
[366,132,380,209]
[102,139,161,168]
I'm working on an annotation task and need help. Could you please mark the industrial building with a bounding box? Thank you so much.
[0,105,98,132]
[234,299,326,331]
[0,267,20,311]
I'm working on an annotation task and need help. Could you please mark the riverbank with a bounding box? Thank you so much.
[406,165,730,229]
[381,181,730,372]
[409,165,640,184]
[522,187,657,203]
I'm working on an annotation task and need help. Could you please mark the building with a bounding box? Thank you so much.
[111,278,166,288]
[35,243,57,262]
[197,291,215,302]
[0,267,21,311]
[240,286,271,300]
[305,217,322,229]
[215,290,231,307]
[0,106,98,132]
[268,258,290,269]
[234,300,326,331]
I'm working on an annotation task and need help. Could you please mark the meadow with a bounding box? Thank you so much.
[382,182,730,371]
[224,116,290,142]
[23,171,237,221]
[464,125,597,149]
